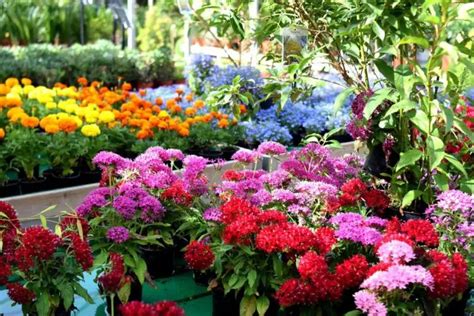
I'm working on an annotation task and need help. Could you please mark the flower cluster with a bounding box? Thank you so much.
[184,240,215,270]
[120,300,185,316]
[98,253,127,293]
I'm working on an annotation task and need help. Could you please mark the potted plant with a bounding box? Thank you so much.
[2,206,94,316]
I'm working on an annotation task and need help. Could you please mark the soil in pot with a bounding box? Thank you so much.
[0,180,21,198]
[105,275,143,316]
[140,246,175,279]
[20,177,47,195]
[51,171,82,189]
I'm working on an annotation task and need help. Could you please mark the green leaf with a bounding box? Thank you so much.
[402,190,422,208]
[117,282,131,303]
[36,293,50,316]
[40,214,47,228]
[409,110,430,134]
[440,106,454,131]
[93,251,108,267]
[445,154,467,177]
[426,135,445,170]
[363,88,392,119]
[135,258,147,284]
[396,149,423,171]
[74,282,94,304]
[333,87,355,115]
[240,295,257,316]
[372,22,385,40]
[375,59,394,84]
[434,173,449,191]
[247,269,257,289]
[398,36,429,49]
[344,311,362,316]
[383,100,417,118]
[453,118,474,142]
[60,283,74,310]
[256,296,270,316]
[460,179,474,194]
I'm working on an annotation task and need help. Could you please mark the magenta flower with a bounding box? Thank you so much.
[354,290,387,316]
[231,149,260,164]
[166,149,185,161]
[361,265,434,291]
[112,196,138,219]
[203,208,222,222]
[106,226,130,243]
[377,240,415,264]
[93,151,130,170]
[257,141,286,155]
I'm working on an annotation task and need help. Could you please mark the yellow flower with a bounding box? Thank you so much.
[21,78,32,86]
[98,110,115,123]
[81,124,101,137]
[23,85,34,94]
[5,78,19,88]
[75,107,86,117]
[158,110,170,119]
[46,101,58,109]
[72,115,83,127]
[85,111,99,123]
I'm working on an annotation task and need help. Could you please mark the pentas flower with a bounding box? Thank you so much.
[144,146,171,161]
[134,152,168,171]
[120,301,185,316]
[166,149,185,161]
[20,226,61,262]
[330,213,385,245]
[361,265,434,291]
[77,187,112,217]
[426,250,468,298]
[231,149,260,164]
[297,251,329,280]
[107,226,130,244]
[0,201,20,231]
[59,214,90,236]
[183,155,209,195]
[7,283,36,305]
[222,170,245,181]
[98,253,126,293]
[112,196,138,220]
[260,169,290,188]
[335,254,370,289]
[434,190,474,216]
[203,208,222,222]
[154,301,185,316]
[140,195,165,222]
[294,181,338,203]
[400,219,439,247]
[354,290,387,316]
[362,189,390,212]
[376,240,415,264]
[220,197,260,224]
[272,189,298,203]
[142,171,177,190]
[250,189,273,206]
[287,204,311,215]
[161,181,194,206]
[257,141,287,155]
[184,240,215,270]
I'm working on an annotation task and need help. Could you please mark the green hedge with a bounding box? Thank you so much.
[0,41,175,87]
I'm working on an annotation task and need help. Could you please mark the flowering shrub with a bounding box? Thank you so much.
[120,300,185,316]
[0,202,93,316]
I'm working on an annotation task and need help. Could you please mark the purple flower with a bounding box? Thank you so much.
[260,169,290,188]
[144,146,170,161]
[377,240,415,264]
[361,265,434,291]
[183,155,208,178]
[257,141,286,155]
[134,152,168,170]
[295,181,338,202]
[231,149,260,164]
[106,226,130,243]
[112,196,138,219]
[330,213,384,245]
[365,217,388,227]
[329,213,364,225]
[347,120,372,141]
[287,204,311,215]
[354,290,387,316]
[77,187,112,217]
[435,190,474,217]
[141,171,177,190]
[166,149,185,161]
[351,90,373,119]
[93,151,130,171]
[140,195,165,222]
[118,182,149,200]
[250,189,273,206]
[272,189,297,203]
[203,208,222,222]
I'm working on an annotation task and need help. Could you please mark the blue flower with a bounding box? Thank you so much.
[240,121,293,145]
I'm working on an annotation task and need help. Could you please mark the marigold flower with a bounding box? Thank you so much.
[81,124,101,137]
[193,100,204,109]
[21,78,32,86]
[121,82,132,91]
[0,128,4,139]
[239,104,247,113]
[77,77,88,86]
[0,84,10,95]
[218,118,229,128]
[98,110,115,123]
[5,78,19,88]
[58,117,78,133]
[185,107,197,116]
[178,126,190,137]
[185,94,193,102]
[45,124,60,134]
[21,116,40,128]
[139,89,146,96]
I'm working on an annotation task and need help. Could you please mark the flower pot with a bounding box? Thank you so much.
[363,144,389,177]
[51,171,82,189]
[193,270,215,286]
[28,302,74,316]
[79,169,102,185]
[0,180,21,197]
[140,246,175,279]
[199,149,224,161]
[212,289,240,316]
[221,146,238,161]
[105,275,143,316]
[442,288,471,315]
[20,177,47,195]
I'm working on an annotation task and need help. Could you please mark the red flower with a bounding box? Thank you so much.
[385,217,401,234]
[184,241,215,270]
[452,253,468,295]
[98,253,126,293]
[313,227,336,255]
[121,301,158,316]
[60,215,90,236]
[0,201,20,231]
[341,179,367,196]
[366,262,392,277]
[0,257,11,285]
[155,301,185,316]
[362,189,390,211]
[161,181,193,206]
[297,251,328,280]
[427,250,468,299]
[222,170,244,181]
[256,210,287,226]
[375,233,414,252]
[70,233,93,271]
[7,283,36,305]
[21,226,61,261]
[255,223,317,254]
[335,254,369,289]
[2,228,19,263]
[325,197,341,213]
[220,197,260,225]
[401,219,439,247]
[222,215,260,245]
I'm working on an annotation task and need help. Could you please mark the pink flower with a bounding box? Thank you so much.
[377,240,415,264]
[231,149,260,163]
[257,141,286,155]
[354,290,387,316]
[361,265,433,291]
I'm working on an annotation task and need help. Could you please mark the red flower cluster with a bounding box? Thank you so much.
[222,170,244,181]
[98,253,127,293]
[184,240,215,270]
[339,179,367,207]
[6,283,36,305]
[0,201,20,231]
[161,181,193,206]
[120,300,184,316]
[220,197,260,224]
[362,189,390,212]
[276,252,369,307]
[400,219,439,247]
[60,214,90,236]
[427,250,468,298]
[0,257,11,285]
[70,233,94,270]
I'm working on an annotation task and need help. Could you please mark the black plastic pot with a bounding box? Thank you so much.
[364,144,389,177]
[79,169,102,185]
[212,289,240,316]
[221,146,238,161]
[20,177,47,195]
[199,149,224,161]
[140,246,175,279]
[442,289,471,316]
[105,276,143,316]
[51,172,82,189]
[193,270,216,286]
[0,180,21,197]
[28,302,74,316]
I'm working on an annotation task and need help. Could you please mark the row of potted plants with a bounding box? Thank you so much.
[0,78,244,196]
[2,141,471,315]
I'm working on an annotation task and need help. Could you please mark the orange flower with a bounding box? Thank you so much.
[155,97,163,106]
[0,84,10,95]
[176,87,184,95]
[218,118,229,128]
[91,81,101,88]
[45,124,60,134]
[21,116,40,128]
[193,100,205,109]
[239,104,247,114]
[0,128,5,139]
[137,129,153,139]
[77,77,88,86]
[166,99,176,109]
[185,94,193,102]
[157,121,168,129]
[139,89,147,96]
[21,78,32,86]
[177,126,189,137]
[203,113,213,123]
[185,107,197,117]
[5,97,22,107]
[54,82,67,89]
[58,117,78,133]
[171,105,182,114]
[40,116,58,129]
[5,78,19,87]
[122,82,132,91]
